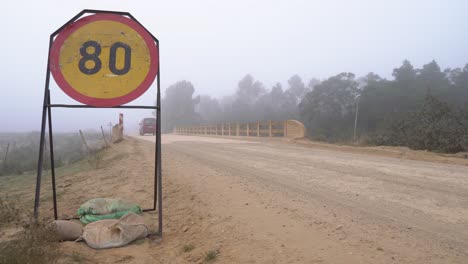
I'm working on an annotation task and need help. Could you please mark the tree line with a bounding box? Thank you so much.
[160,60,468,153]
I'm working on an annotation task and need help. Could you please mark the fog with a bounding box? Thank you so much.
[1,0,467,133]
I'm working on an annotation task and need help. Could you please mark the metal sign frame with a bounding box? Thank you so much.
[33,9,163,236]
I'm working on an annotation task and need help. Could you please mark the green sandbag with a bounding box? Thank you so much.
[77,198,142,224]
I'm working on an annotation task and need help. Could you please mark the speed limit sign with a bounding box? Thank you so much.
[35,10,163,236]
[49,13,159,107]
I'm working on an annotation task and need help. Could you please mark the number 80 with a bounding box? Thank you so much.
[79,40,132,75]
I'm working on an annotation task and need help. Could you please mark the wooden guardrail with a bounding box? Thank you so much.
[174,120,306,139]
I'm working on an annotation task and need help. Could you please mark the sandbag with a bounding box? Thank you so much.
[79,212,149,249]
[77,198,142,224]
[52,220,83,241]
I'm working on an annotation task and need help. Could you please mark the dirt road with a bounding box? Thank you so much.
[138,134,468,263]
[4,134,466,263]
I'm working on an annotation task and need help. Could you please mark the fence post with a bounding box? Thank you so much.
[257,122,260,137]
[236,123,239,136]
[283,120,287,137]
[101,126,109,147]
[79,130,90,152]
[221,123,224,136]
[269,121,272,137]
[3,143,9,171]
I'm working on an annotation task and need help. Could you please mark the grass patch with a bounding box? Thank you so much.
[183,243,195,252]
[86,148,105,169]
[0,142,102,209]
[0,198,60,264]
[204,249,219,262]
[132,238,146,245]
[69,252,90,263]
[0,132,107,176]
[0,196,21,226]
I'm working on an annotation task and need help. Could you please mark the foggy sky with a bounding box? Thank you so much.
[1,0,467,133]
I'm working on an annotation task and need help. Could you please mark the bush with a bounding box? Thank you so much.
[369,95,466,153]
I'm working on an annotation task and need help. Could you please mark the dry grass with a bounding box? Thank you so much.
[183,243,195,252]
[204,249,219,262]
[86,147,106,169]
[0,197,60,264]
[67,252,90,263]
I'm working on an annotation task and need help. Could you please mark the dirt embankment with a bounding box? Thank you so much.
[1,137,229,263]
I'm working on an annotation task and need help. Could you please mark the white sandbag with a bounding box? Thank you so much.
[79,212,149,249]
[52,220,83,241]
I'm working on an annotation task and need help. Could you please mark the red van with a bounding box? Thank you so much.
[139,118,157,135]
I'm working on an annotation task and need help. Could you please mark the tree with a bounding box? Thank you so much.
[235,74,266,105]
[197,95,222,123]
[445,65,468,110]
[355,72,389,133]
[392,59,416,84]
[256,82,297,121]
[299,73,359,141]
[228,74,266,122]
[417,60,449,94]
[371,95,466,153]
[286,75,307,104]
[307,78,320,91]
[161,81,201,132]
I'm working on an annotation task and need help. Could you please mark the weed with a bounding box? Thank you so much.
[0,198,60,264]
[87,147,105,169]
[132,238,146,245]
[0,197,21,226]
[69,252,89,263]
[183,243,195,252]
[204,249,219,262]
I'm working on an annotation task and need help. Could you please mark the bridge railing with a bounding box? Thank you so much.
[174,120,306,139]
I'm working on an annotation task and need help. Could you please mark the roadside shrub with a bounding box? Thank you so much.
[369,95,466,153]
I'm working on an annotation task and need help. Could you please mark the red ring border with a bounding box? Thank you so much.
[49,13,159,107]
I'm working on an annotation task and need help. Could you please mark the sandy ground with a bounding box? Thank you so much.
[138,134,468,264]
[1,134,468,263]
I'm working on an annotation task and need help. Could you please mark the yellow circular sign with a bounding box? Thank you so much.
[50,14,159,106]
